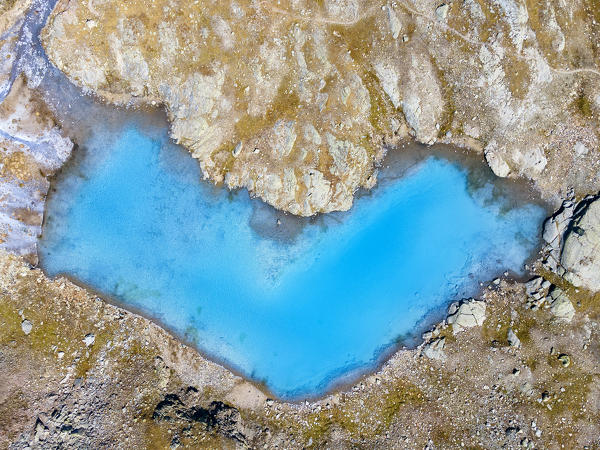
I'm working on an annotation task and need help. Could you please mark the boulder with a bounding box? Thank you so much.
[484,143,511,178]
[447,299,486,333]
[560,196,600,292]
[547,287,575,322]
[542,201,574,246]
[435,4,449,21]
[422,337,446,361]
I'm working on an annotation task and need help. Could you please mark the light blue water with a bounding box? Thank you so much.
[39,123,546,399]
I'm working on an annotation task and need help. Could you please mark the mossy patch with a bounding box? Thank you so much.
[574,90,594,118]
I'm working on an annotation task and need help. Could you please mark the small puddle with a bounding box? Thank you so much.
[38,108,547,399]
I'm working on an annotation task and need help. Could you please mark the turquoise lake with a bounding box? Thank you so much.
[39,121,546,399]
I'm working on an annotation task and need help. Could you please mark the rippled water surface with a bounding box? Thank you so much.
[39,121,546,399]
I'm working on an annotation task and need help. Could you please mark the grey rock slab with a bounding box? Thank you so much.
[83,334,95,347]
[561,196,600,292]
[447,299,486,333]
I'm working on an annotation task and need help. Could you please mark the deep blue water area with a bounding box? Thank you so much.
[39,120,546,399]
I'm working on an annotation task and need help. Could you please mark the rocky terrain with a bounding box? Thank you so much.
[41,0,600,215]
[1,197,600,448]
[0,74,72,264]
[0,0,599,448]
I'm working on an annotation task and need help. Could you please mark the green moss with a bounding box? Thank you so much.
[376,381,425,431]
[482,303,536,348]
[536,267,600,313]
[575,91,593,118]
[234,76,301,143]
[0,300,22,345]
[503,53,532,100]
[331,17,398,141]
[363,69,399,138]
[525,356,539,372]
[432,58,457,138]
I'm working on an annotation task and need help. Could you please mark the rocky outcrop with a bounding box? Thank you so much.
[41,0,600,214]
[153,393,250,444]
[447,298,486,333]
[542,195,600,293]
[0,76,73,264]
[560,196,600,292]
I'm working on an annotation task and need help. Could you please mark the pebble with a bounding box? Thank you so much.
[21,319,33,335]
[83,334,95,347]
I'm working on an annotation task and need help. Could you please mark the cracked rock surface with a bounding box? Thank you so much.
[561,196,600,292]
[447,298,487,333]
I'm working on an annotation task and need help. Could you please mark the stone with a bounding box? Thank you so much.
[543,202,574,245]
[484,144,511,178]
[385,5,402,40]
[547,288,575,322]
[574,142,588,156]
[447,299,486,333]
[435,4,449,21]
[21,319,32,335]
[561,196,600,292]
[83,334,96,347]
[507,328,521,348]
[422,337,446,361]
[525,277,543,295]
